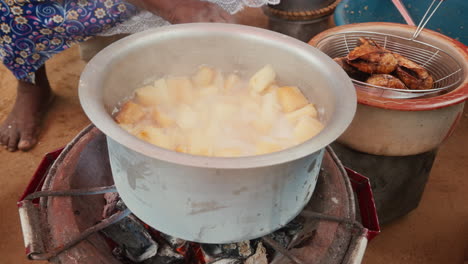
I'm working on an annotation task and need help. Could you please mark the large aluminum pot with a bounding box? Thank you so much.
[79,23,356,243]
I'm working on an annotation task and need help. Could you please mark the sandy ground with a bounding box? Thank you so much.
[0,10,467,264]
[0,47,89,264]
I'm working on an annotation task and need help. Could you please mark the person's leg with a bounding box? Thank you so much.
[0,65,53,152]
[0,0,137,152]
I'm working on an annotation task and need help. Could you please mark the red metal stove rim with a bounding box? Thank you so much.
[17,126,380,263]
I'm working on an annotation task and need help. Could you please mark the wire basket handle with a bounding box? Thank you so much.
[411,0,445,40]
[392,0,416,26]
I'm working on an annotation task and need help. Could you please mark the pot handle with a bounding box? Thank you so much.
[18,148,64,204]
[17,148,124,261]
[17,148,63,259]
[345,167,381,241]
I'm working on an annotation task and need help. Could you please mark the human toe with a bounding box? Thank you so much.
[18,130,37,151]
[0,127,10,146]
[6,129,20,152]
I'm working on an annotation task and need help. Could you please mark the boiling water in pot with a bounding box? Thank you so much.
[114,65,324,157]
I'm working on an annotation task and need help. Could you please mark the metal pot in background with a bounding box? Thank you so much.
[263,0,341,42]
[79,23,356,244]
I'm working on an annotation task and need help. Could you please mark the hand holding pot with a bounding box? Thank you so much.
[136,0,236,24]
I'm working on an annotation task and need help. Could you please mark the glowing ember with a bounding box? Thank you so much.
[102,193,304,264]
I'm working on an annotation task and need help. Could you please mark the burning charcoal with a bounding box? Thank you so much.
[115,198,127,211]
[101,215,158,262]
[143,244,184,264]
[102,192,128,219]
[201,244,223,263]
[160,233,187,249]
[237,241,252,258]
[245,243,268,264]
[202,240,255,261]
[283,218,304,237]
[269,231,290,249]
[286,215,316,251]
[158,244,184,261]
[202,243,238,259]
[111,247,126,260]
[228,241,254,258]
[201,244,223,255]
[221,243,239,256]
[102,192,120,218]
[267,218,305,250]
[142,258,184,264]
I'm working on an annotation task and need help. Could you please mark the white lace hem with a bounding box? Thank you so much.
[98,0,279,36]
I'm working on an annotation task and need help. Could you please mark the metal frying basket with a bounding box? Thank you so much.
[315,0,464,99]
[315,31,463,99]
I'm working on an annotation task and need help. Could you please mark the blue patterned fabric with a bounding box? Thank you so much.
[0,0,137,82]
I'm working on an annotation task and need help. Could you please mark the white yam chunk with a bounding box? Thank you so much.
[166,78,195,105]
[293,117,324,143]
[152,108,175,128]
[199,70,224,97]
[285,104,318,124]
[134,79,170,106]
[199,85,219,97]
[136,126,174,150]
[224,73,241,92]
[176,104,198,129]
[118,123,137,134]
[255,141,283,155]
[260,90,280,123]
[277,86,309,113]
[187,129,213,156]
[192,66,215,87]
[213,70,224,89]
[213,103,237,121]
[249,65,276,95]
[175,145,188,153]
[240,97,261,119]
[215,148,243,157]
[250,119,273,134]
[262,84,279,95]
[115,101,146,124]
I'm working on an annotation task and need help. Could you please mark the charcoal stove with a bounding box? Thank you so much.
[18,125,379,264]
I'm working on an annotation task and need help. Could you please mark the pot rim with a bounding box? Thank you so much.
[79,23,356,169]
[309,22,468,111]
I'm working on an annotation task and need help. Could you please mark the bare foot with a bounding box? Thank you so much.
[0,66,53,152]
